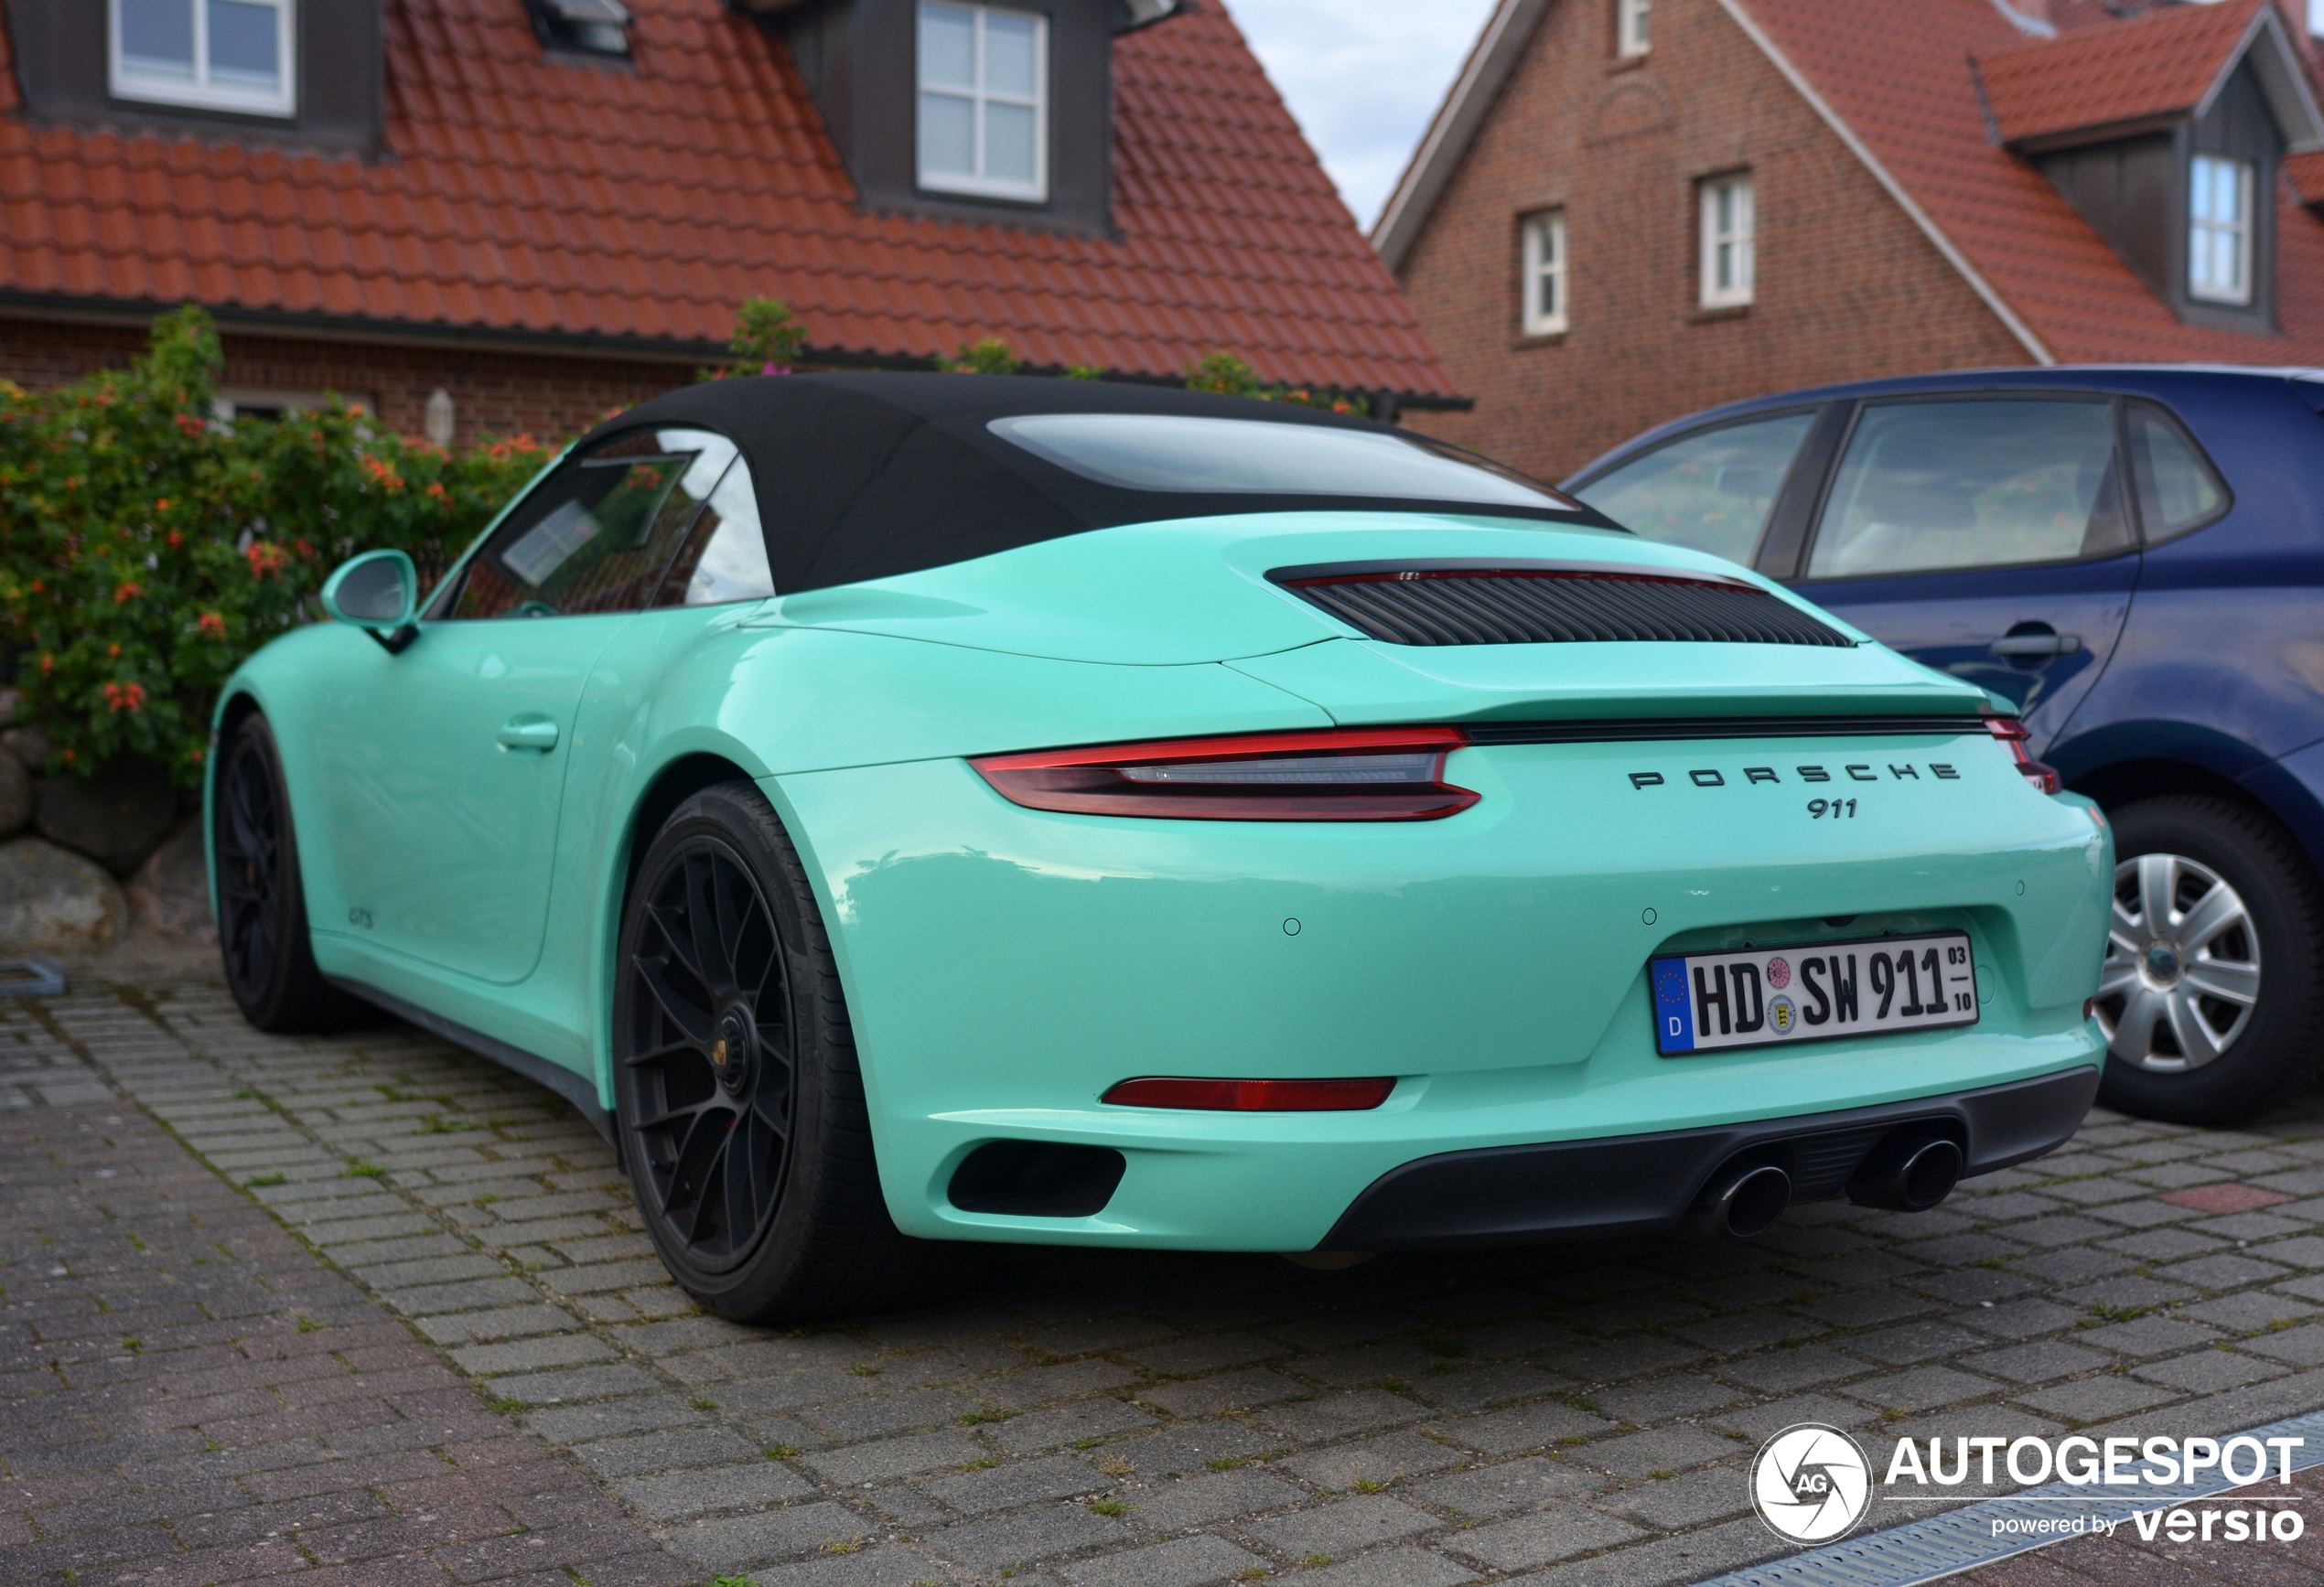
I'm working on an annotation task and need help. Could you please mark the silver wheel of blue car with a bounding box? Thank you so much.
[621,838,796,1273]
[2097,852,2259,1072]
[2095,797,2324,1126]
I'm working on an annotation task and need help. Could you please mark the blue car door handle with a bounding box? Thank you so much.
[496,715,559,753]
[1990,633,2082,657]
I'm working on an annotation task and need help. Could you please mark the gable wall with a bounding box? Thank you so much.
[1393,0,2033,482]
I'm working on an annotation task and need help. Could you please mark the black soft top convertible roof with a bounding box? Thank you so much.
[573,372,1611,595]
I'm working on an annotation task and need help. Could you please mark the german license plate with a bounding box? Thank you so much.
[1650,931,1978,1056]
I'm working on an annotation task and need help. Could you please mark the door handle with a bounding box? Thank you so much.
[496,716,559,753]
[1989,634,2082,658]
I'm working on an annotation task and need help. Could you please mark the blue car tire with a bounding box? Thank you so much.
[2095,796,2324,1125]
[613,783,975,1321]
[213,713,369,1034]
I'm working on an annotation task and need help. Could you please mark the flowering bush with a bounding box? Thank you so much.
[0,307,552,783]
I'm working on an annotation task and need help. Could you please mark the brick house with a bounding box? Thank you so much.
[0,0,1459,445]
[1377,0,2324,481]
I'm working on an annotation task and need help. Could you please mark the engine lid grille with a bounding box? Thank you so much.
[1273,562,1854,649]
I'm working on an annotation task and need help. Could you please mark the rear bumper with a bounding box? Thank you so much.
[1320,1066,2099,1250]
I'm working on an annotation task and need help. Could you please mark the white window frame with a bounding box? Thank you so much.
[1617,0,1650,59]
[1520,210,1568,336]
[111,0,296,117]
[917,2,1049,203]
[2189,153,2254,306]
[1699,173,1754,309]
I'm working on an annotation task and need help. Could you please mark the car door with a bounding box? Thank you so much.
[1784,393,2142,754]
[308,425,741,983]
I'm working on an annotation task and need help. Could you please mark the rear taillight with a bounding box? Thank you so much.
[972,727,1478,821]
[1102,1077,1397,1110]
[1985,715,2062,795]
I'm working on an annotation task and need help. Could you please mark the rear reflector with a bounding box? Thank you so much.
[1102,1077,1398,1111]
[1984,715,2063,795]
[972,727,1478,821]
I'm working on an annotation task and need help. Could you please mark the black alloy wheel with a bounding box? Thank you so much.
[2095,795,2324,1125]
[613,783,975,1320]
[621,839,797,1272]
[213,713,362,1032]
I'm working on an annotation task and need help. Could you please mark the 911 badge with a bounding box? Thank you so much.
[1652,931,1978,1056]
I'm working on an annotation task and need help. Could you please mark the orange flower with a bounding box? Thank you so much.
[153,498,169,512]
[27,579,41,594]
[245,541,286,579]
[107,643,121,659]
[167,531,182,548]
[102,681,146,713]
[174,413,205,438]
[38,653,52,674]
[113,581,142,604]
[197,612,227,638]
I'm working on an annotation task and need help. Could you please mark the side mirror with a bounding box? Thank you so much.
[321,550,420,653]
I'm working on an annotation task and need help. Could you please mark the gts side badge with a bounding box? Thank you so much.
[1629,764,1959,790]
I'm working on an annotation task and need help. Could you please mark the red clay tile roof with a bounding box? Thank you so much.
[0,0,1458,398]
[1734,0,2324,363]
[1977,0,2258,147]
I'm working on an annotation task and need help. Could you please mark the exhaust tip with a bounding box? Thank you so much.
[1685,1162,1791,1240]
[1848,1132,1964,1212]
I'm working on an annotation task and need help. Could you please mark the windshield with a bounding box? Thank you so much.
[989,413,1585,512]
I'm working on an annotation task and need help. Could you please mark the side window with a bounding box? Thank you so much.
[2125,402,2229,543]
[653,456,775,607]
[1571,411,1815,565]
[450,428,737,619]
[1804,398,2130,580]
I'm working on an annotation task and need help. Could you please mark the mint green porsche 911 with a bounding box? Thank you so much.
[208,373,2113,1320]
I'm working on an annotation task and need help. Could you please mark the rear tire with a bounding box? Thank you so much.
[613,782,976,1322]
[2094,795,2324,1125]
[213,713,367,1033]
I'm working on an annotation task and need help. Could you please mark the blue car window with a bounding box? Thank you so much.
[653,456,777,607]
[1571,411,1815,565]
[1806,398,2130,579]
[2125,402,2230,543]
[453,427,737,619]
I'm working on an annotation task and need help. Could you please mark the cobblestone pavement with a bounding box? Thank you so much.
[14,973,2324,1587]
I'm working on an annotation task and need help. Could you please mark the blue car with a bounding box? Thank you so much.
[1566,367,2324,1125]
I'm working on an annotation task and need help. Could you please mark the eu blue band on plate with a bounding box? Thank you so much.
[1652,957,1695,1054]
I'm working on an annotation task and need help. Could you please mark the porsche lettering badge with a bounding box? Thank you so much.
[1628,763,1959,789]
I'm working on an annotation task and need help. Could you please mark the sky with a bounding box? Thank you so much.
[1221,0,1500,232]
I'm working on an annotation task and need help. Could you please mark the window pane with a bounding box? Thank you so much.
[984,101,1037,184]
[208,0,279,86]
[2127,405,2227,540]
[1808,400,2126,579]
[984,11,1038,97]
[658,460,775,606]
[919,2,974,90]
[1576,412,1814,565]
[919,91,974,177]
[992,413,1581,510]
[120,0,195,73]
[456,429,736,618]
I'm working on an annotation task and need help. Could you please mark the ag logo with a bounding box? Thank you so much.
[1750,1423,1871,1543]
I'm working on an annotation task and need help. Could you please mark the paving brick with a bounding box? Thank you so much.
[1600,1464,1756,1528]
[1058,1532,1263,1587]
[2132,1348,2288,1393]
[1447,1503,1647,1569]
[1276,1430,1466,1490]
[1295,1547,1479,1587]
[1118,1467,1303,1528]
[1138,1367,1305,1417]
[801,1430,988,1485]
[1579,1423,1740,1477]
[2016,1376,2181,1423]
[1415,1454,1600,1517]
[1245,1492,1436,1554]
[1257,1389,1427,1442]
[990,1395,1158,1452]
[924,1506,1130,1570]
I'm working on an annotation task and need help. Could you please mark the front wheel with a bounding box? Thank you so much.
[613,782,973,1321]
[2094,795,2324,1125]
[213,713,366,1032]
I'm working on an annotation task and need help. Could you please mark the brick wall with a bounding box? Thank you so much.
[1393,0,2033,482]
[0,316,698,445]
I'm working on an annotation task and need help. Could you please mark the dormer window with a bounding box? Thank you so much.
[111,0,294,117]
[918,2,1048,203]
[2190,154,2254,306]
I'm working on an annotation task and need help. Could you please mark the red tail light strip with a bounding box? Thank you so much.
[1102,1077,1398,1111]
[971,727,1479,821]
[1984,715,2063,795]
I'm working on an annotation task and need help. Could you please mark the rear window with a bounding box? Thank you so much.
[989,413,1583,513]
